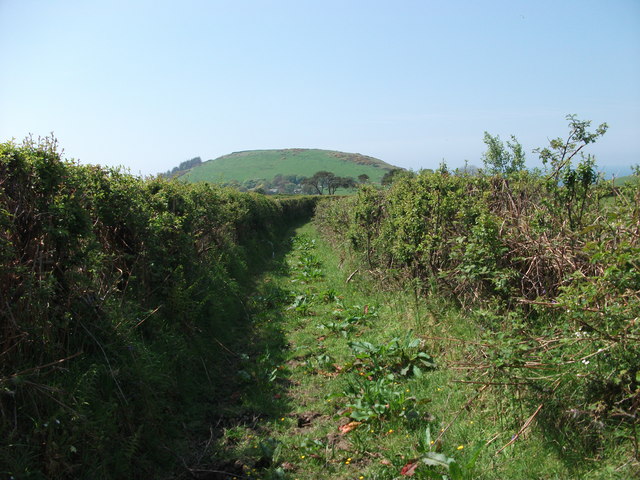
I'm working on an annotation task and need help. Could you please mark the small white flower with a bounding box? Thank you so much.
[582,359,590,365]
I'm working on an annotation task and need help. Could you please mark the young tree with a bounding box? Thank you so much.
[534,114,608,182]
[534,114,608,229]
[482,133,525,175]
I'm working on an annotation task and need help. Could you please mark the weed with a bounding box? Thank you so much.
[348,333,436,379]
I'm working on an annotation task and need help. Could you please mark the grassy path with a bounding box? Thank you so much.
[192,222,581,480]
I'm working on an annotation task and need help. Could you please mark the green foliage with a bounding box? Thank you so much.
[381,167,415,185]
[314,117,639,471]
[348,333,435,379]
[482,132,526,175]
[343,377,416,424]
[535,114,608,181]
[160,155,202,178]
[0,137,317,478]
[301,170,357,195]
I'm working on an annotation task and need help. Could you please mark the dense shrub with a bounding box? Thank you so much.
[0,137,317,478]
[315,147,639,463]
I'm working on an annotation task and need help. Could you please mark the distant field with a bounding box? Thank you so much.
[180,149,395,184]
[609,173,639,186]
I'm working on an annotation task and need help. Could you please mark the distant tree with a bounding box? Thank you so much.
[328,176,356,194]
[482,133,525,176]
[358,174,370,184]
[455,160,480,176]
[303,171,335,194]
[285,174,303,185]
[381,169,398,185]
[301,183,315,195]
[160,156,202,178]
[381,168,414,186]
[178,156,202,171]
[301,171,356,195]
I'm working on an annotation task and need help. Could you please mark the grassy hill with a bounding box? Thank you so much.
[179,149,396,185]
[609,173,639,186]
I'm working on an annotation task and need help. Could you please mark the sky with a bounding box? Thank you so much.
[1,0,639,176]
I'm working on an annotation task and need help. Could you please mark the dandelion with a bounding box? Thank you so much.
[457,445,464,450]
[280,417,285,421]
[300,455,305,459]
[388,429,394,433]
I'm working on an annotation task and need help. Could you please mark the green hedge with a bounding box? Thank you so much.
[315,166,640,461]
[0,138,317,478]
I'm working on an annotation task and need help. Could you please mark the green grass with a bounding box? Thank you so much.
[180,149,396,184]
[189,222,635,480]
[608,174,639,186]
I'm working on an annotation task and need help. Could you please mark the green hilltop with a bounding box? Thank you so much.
[179,148,397,185]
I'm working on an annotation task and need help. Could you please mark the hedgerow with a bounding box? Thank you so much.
[0,137,317,478]
[315,118,639,467]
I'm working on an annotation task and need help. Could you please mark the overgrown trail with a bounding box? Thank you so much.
[188,222,589,480]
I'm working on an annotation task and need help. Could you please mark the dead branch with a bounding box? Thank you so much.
[495,403,544,454]
[346,269,359,283]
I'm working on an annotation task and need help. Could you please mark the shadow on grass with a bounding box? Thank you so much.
[175,218,309,479]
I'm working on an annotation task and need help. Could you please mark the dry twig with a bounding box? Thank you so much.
[495,403,544,454]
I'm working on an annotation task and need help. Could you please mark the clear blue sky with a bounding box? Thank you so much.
[1,0,639,176]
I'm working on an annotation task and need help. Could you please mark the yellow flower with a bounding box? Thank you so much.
[388,429,394,433]
[300,455,305,459]
[457,445,464,450]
